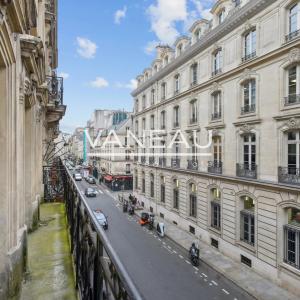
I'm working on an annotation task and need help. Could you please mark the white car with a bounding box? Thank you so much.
[74,173,82,181]
[93,210,108,230]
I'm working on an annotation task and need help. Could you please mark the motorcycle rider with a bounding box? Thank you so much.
[148,214,154,230]
[189,242,199,266]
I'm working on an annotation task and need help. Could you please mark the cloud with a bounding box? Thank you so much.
[76,37,97,59]
[147,0,188,45]
[90,77,109,88]
[191,0,213,20]
[114,6,127,24]
[58,72,70,79]
[144,40,159,55]
[116,79,138,90]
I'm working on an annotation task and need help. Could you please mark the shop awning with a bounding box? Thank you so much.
[104,175,113,181]
[114,175,132,180]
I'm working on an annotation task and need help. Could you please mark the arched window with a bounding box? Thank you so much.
[173,179,179,209]
[240,196,255,246]
[208,136,223,174]
[194,28,201,42]
[211,188,221,230]
[160,176,165,203]
[218,9,225,24]
[150,173,154,198]
[285,65,300,105]
[283,207,300,269]
[135,99,139,112]
[177,44,183,56]
[189,183,197,218]
[211,91,222,120]
[212,49,222,76]
[241,79,256,114]
[142,171,145,193]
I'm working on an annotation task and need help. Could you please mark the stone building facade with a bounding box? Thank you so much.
[0,0,65,298]
[132,0,300,294]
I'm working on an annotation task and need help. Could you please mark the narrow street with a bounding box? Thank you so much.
[73,170,253,300]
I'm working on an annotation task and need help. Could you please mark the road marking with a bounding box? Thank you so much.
[179,255,184,259]
[211,280,218,286]
[167,245,172,250]
[222,289,229,295]
[158,238,161,241]
[105,189,110,193]
[185,260,191,265]
[162,241,166,245]
[173,250,177,254]
[193,266,198,271]
[201,273,207,278]
[154,235,158,238]
[199,274,202,278]
[204,279,207,282]
[98,190,103,194]
[209,283,212,286]
[195,271,198,275]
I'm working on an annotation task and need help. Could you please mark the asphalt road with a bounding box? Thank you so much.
[74,174,254,300]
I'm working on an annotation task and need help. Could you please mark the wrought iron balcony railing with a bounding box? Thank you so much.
[278,167,300,185]
[286,29,300,42]
[208,160,223,174]
[171,158,180,168]
[159,157,166,167]
[236,163,257,179]
[212,68,222,77]
[187,159,198,170]
[242,51,256,62]
[211,111,222,121]
[284,94,300,106]
[241,104,256,114]
[46,75,63,106]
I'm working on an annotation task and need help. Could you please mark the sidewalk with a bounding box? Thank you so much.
[20,203,77,300]
[135,210,299,300]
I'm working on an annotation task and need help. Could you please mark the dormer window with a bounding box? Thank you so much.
[177,44,183,56]
[164,56,169,66]
[154,65,158,73]
[218,9,225,24]
[195,28,201,42]
[145,73,148,80]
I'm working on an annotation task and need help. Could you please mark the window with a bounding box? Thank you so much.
[142,95,146,109]
[213,136,222,162]
[145,73,149,80]
[174,106,180,127]
[243,29,256,61]
[142,172,145,193]
[135,99,139,112]
[242,79,256,114]
[194,29,201,42]
[135,172,138,189]
[173,179,179,209]
[212,49,222,76]
[160,110,166,129]
[174,74,180,94]
[211,188,221,230]
[189,183,197,218]
[135,120,139,136]
[211,92,222,120]
[161,82,167,100]
[287,3,300,41]
[190,100,198,124]
[151,89,155,105]
[126,164,130,174]
[191,63,198,85]
[177,44,183,56]
[240,196,255,246]
[218,10,225,24]
[243,134,256,169]
[142,118,146,131]
[164,56,169,66]
[150,115,155,130]
[288,131,300,172]
[160,176,165,203]
[285,65,300,105]
[150,173,154,198]
[284,208,300,269]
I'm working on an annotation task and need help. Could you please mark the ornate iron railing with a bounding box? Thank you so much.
[284,94,300,106]
[286,29,300,42]
[211,68,222,77]
[63,162,143,300]
[46,75,63,106]
[241,104,256,114]
[171,158,180,168]
[187,159,198,170]
[242,51,256,62]
[278,167,300,185]
[208,161,222,174]
[211,111,222,121]
[236,163,257,179]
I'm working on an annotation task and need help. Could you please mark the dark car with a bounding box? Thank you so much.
[85,188,97,197]
[93,210,108,230]
[87,176,96,184]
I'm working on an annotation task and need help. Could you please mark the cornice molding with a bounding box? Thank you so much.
[132,0,274,97]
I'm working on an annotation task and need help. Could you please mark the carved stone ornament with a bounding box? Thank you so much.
[240,68,255,82]
[212,43,221,53]
[288,48,300,64]
[284,118,300,131]
[240,123,254,134]
[243,20,253,32]
[210,82,221,93]
[212,129,220,137]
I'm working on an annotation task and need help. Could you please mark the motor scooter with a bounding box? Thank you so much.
[123,200,128,213]
[148,214,154,230]
[128,205,134,215]
[189,243,200,266]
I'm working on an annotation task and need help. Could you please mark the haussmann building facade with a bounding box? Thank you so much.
[132,0,300,294]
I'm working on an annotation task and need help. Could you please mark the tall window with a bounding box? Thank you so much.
[160,110,166,129]
[286,65,300,105]
[213,49,222,75]
[177,44,183,56]
[135,172,138,189]
[288,131,300,173]
[240,196,255,246]
[142,118,146,131]
[174,106,180,127]
[284,207,300,269]
[160,176,165,203]
[191,63,198,85]
[173,179,179,209]
[142,95,146,109]
[164,56,169,66]
[211,188,221,230]
[244,29,256,59]
[243,134,256,169]
[150,115,155,130]
[213,136,222,162]
[189,183,197,218]
[151,89,155,105]
[135,99,139,112]
[150,173,154,198]
[211,92,222,120]
[218,10,225,24]
[142,172,145,193]
[174,74,180,94]
[190,100,198,124]
[161,82,167,100]
[135,120,139,136]
[242,79,256,114]
[289,4,299,34]
[194,28,201,42]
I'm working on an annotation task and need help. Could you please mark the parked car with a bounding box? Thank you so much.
[87,176,96,184]
[93,209,108,230]
[74,173,82,181]
[85,188,97,197]
[75,165,82,171]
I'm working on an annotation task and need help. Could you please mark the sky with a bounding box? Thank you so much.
[58,0,214,133]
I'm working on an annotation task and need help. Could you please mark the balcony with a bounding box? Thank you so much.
[242,51,256,63]
[284,94,300,106]
[174,90,180,96]
[236,163,257,179]
[208,161,222,174]
[212,68,222,77]
[286,29,300,42]
[187,159,198,171]
[190,80,197,87]
[159,157,166,167]
[171,158,180,169]
[149,157,155,165]
[47,75,63,106]
[190,117,197,124]
[278,167,300,185]
[211,111,222,121]
[241,104,256,115]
